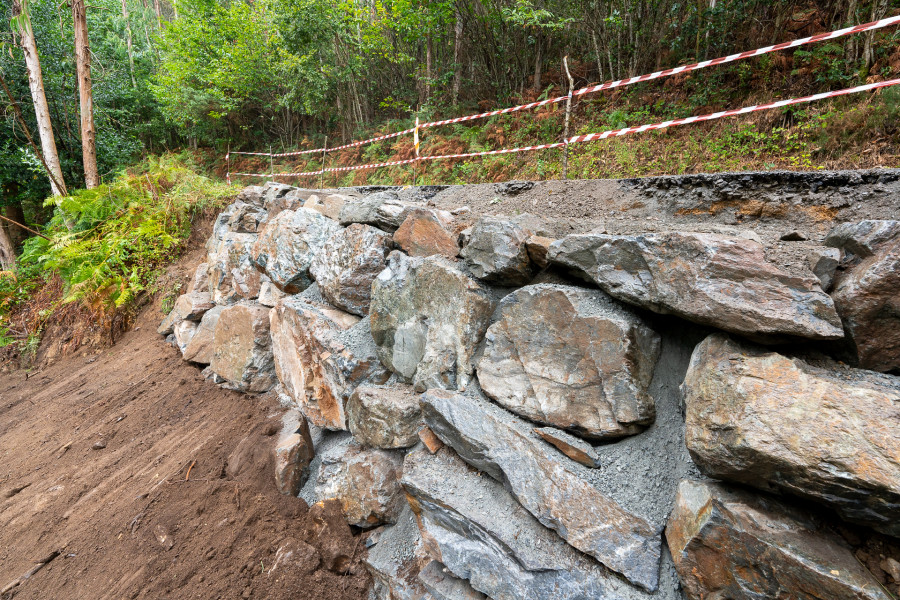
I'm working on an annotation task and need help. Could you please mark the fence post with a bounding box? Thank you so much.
[226,142,231,186]
[319,136,328,191]
[562,56,575,180]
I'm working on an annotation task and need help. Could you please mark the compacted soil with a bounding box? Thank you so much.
[0,272,370,600]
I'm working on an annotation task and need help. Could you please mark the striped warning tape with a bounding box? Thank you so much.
[226,14,900,165]
[231,77,900,179]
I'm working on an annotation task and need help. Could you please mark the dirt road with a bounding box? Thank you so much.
[0,289,369,600]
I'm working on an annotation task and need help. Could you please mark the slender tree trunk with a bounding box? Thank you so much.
[122,0,136,87]
[152,0,162,27]
[532,30,543,92]
[13,0,67,197]
[72,0,99,189]
[4,200,28,250]
[0,224,15,270]
[452,6,463,106]
[425,35,433,105]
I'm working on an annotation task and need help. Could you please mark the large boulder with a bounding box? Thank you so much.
[207,232,262,304]
[269,297,389,430]
[303,193,349,221]
[418,561,486,600]
[225,201,267,233]
[251,208,341,293]
[186,262,209,294]
[403,446,629,600]
[666,479,891,600]
[182,305,224,364]
[346,385,422,449]
[157,291,214,335]
[826,220,900,372]
[172,320,198,354]
[683,333,900,536]
[370,252,494,392]
[314,441,404,528]
[461,217,534,285]
[209,302,277,393]
[548,232,844,341]
[392,209,459,259]
[273,410,315,496]
[308,223,392,317]
[477,284,660,440]
[339,191,434,232]
[421,389,661,591]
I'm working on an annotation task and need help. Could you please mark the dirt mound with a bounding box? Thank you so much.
[0,268,370,599]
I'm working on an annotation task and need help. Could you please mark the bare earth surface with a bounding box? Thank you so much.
[0,267,370,600]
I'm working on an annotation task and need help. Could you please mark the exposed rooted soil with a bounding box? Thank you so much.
[0,264,370,600]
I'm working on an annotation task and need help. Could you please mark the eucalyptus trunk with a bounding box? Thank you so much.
[72,0,99,188]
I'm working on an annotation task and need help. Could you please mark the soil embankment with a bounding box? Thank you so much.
[0,256,369,600]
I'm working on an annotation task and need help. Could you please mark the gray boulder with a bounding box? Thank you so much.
[827,220,900,372]
[370,252,494,392]
[251,208,341,292]
[172,320,198,354]
[339,191,433,232]
[182,305,224,364]
[269,297,389,430]
[314,440,404,528]
[303,193,349,221]
[365,505,433,600]
[209,302,277,393]
[346,385,422,449]
[308,223,392,317]
[667,479,891,600]
[403,445,639,600]
[825,219,900,258]
[418,561,486,600]
[461,217,534,285]
[548,232,844,341]
[157,291,214,335]
[421,389,661,591]
[187,262,209,294]
[207,232,262,304]
[807,247,840,291]
[225,201,267,233]
[683,333,900,536]
[477,284,660,440]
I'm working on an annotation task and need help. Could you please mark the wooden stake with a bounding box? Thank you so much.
[562,56,575,180]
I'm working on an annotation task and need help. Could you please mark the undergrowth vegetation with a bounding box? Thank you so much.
[0,153,234,363]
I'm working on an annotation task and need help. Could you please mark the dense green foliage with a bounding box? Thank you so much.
[0,153,233,350]
[150,0,900,150]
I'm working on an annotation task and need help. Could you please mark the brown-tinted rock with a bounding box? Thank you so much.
[828,221,900,372]
[549,232,844,341]
[303,193,348,221]
[684,333,900,536]
[314,441,404,528]
[158,292,215,335]
[208,232,262,304]
[346,385,422,449]
[534,427,602,468]
[209,303,277,393]
[273,410,315,496]
[666,479,891,600]
[251,208,341,292]
[182,306,224,364]
[417,427,443,454]
[393,209,458,259]
[525,235,553,269]
[477,284,660,440]
[257,278,287,307]
[461,217,534,285]
[421,389,662,591]
[370,252,494,392]
[270,297,389,430]
[308,223,392,317]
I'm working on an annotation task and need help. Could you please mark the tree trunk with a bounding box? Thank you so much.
[4,200,28,250]
[13,0,67,197]
[425,35,433,105]
[452,7,463,106]
[532,30,543,93]
[0,223,15,270]
[152,0,162,27]
[122,0,136,87]
[72,0,99,189]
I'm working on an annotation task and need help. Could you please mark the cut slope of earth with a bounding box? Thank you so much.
[0,256,370,600]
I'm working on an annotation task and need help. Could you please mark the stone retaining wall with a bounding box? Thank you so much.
[160,176,900,600]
